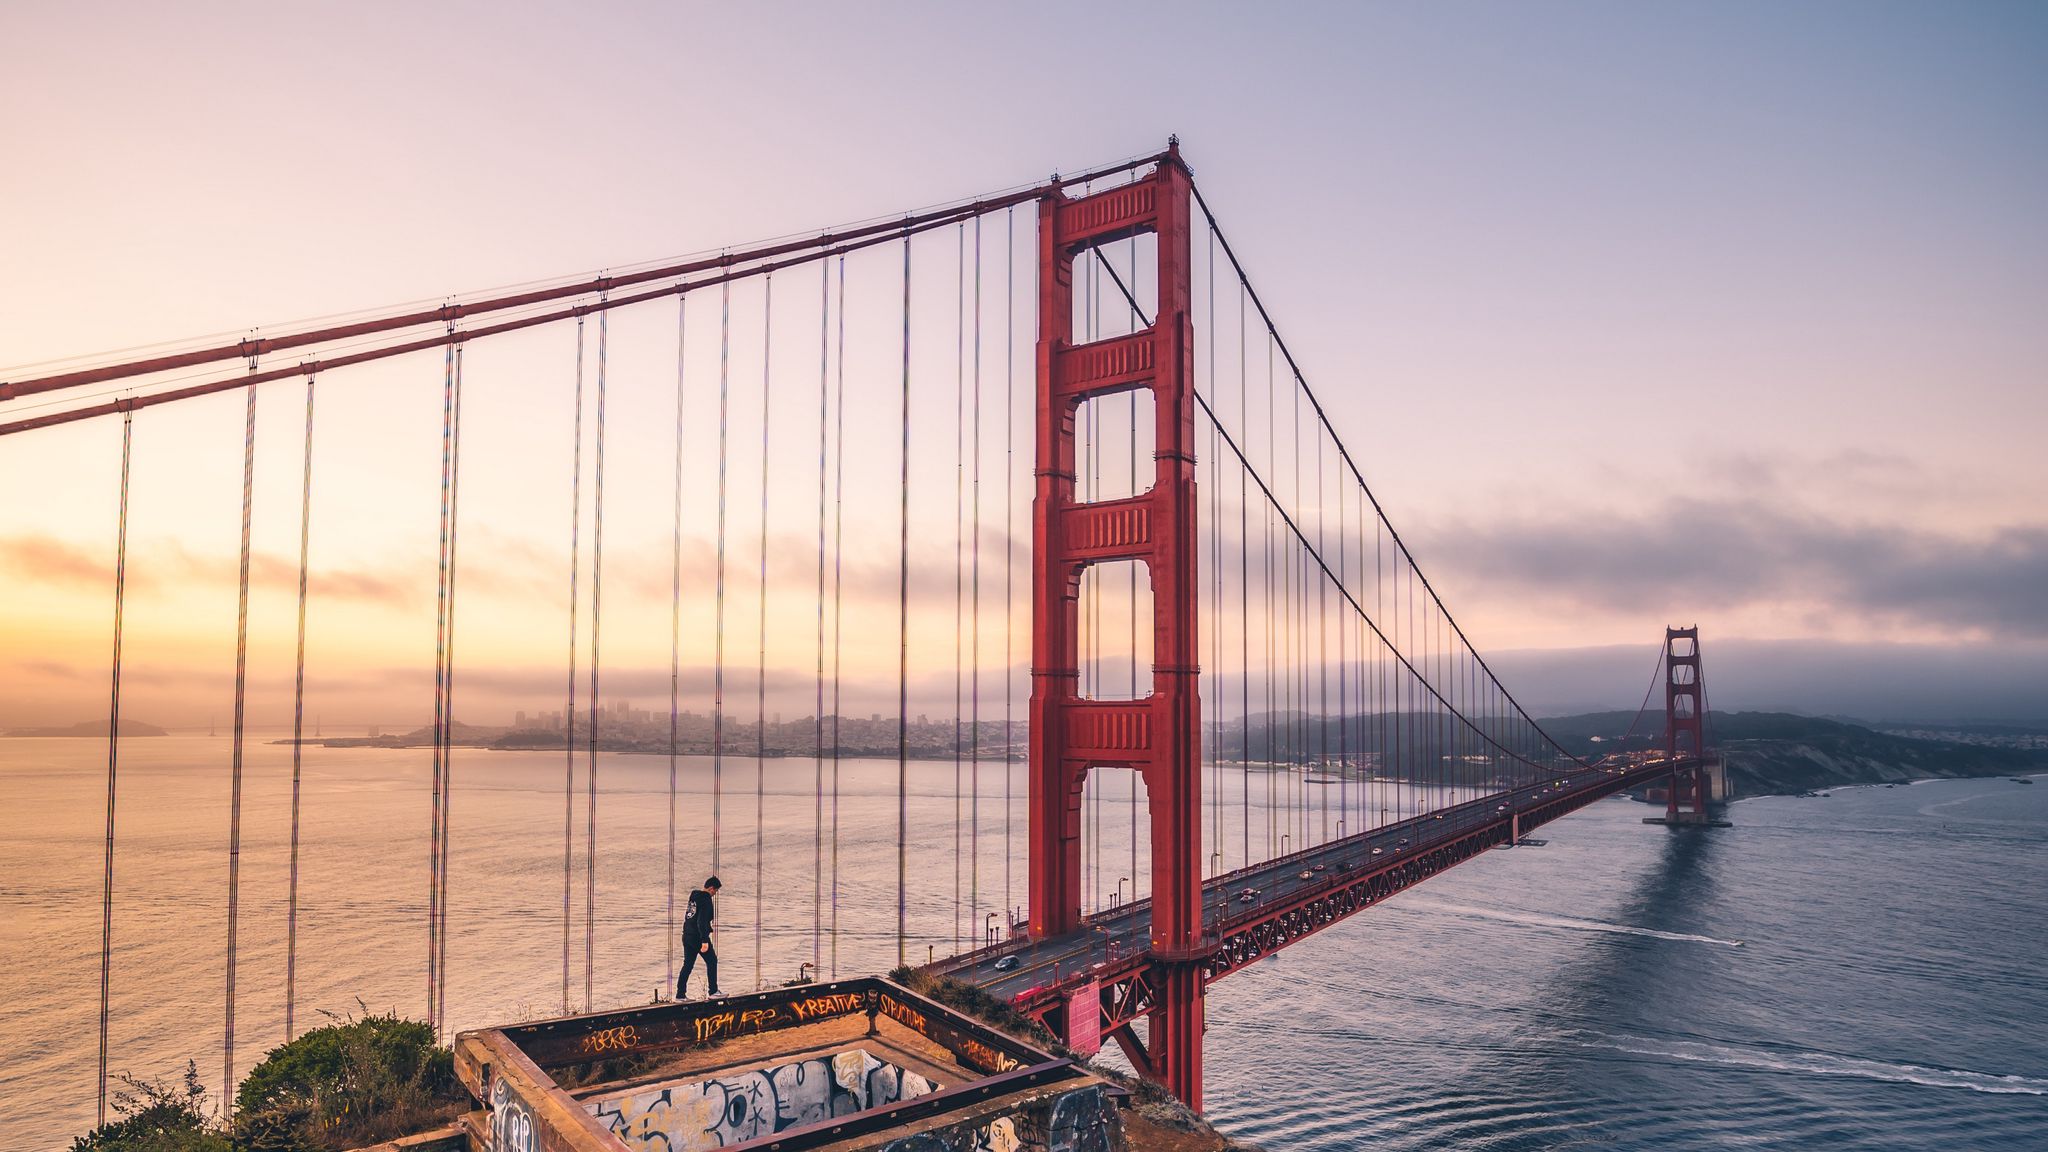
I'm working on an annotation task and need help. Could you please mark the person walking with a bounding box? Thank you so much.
[677,875,722,999]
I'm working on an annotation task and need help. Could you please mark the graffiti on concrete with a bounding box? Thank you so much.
[969,1116,1022,1152]
[490,1074,537,1152]
[587,1047,938,1152]
[579,1024,640,1057]
[1044,1084,1117,1152]
[881,996,1023,1075]
[876,1084,1118,1152]
[686,991,873,1045]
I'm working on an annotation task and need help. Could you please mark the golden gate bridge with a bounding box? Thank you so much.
[1,140,1721,1124]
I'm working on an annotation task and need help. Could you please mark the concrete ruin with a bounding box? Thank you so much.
[426,977,1123,1152]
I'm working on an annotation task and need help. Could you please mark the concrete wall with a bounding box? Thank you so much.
[586,1048,937,1152]
[878,1082,1121,1152]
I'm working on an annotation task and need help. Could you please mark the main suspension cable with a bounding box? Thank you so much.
[1618,640,1668,748]
[4,151,1172,405]
[1093,245,1574,791]
[1188,181,1586,769]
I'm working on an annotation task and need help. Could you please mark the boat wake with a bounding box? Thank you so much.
[1569,1032,2048,1095]
[1404,900,1747,948]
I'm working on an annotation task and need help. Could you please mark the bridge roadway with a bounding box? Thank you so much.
[929,758,1685,1008]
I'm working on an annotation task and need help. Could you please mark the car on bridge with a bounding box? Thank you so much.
[1297,869,1315,880]
[1237,887,1259,903]
[993,954,1019,972]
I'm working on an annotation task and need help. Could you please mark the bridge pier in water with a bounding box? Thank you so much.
[1028,146,1208,1106]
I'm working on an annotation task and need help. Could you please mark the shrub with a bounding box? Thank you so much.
[888,966,1065,1052]
[70,1062,232,1152]
[234,1011,464,1152]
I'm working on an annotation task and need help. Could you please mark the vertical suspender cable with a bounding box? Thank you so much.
[1131,241,1141,890]
[1085,249,1098,907]
[814,259,829,975]
[1196,228,1212,873]
[285,376,315,1039]
[1317,420,1328,843]
[1335,434,1346,837]
[896,230,912,968]
[1408,563,1417,821]
[429,338,453,1031]
[952,222,964,955]
[585,301,609,1012]
[1262,308,1275,860]
[561,317,585,1016]
[224,377,257,1114]
[970,213,983,946]
[831,254,846,976]
[96,409,133,1128]
[437,344,466,1036]
[714,278,731,877]
[1288,353,1302,848]
[1235,250,1249,869]
[1003,207,1015,931]
[669,293,687,996]
[755,274,773,991]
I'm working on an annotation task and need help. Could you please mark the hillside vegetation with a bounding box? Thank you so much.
[1538,710,2048,797]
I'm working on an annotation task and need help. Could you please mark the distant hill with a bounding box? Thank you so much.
[1538,710,2048,797]
[3,718,167,737]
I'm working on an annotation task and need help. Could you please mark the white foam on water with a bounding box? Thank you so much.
[1404,900,1747,948]
[1573,1032,2048,1095]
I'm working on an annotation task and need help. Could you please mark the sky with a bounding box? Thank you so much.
[3,1,2045,728]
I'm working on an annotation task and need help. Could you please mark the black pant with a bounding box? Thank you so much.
[678,936,718,997]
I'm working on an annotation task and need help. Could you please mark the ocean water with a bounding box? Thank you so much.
[1196,774,2048,1150]
[2,736,2043,1149]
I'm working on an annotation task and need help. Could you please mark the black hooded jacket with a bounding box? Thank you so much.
[682,887,715,943]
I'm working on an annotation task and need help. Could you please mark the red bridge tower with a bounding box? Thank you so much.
[1028,147,1205,1105]
[1663,625,1717,822]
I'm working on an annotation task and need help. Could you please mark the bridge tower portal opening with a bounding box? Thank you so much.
[1028,146,1206,1106]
